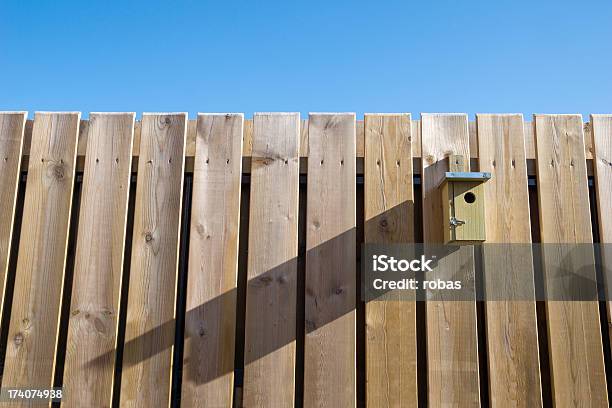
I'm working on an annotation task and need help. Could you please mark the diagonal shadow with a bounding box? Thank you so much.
[87,220,359,384]
[85,199,496,391]
[86,202,423,389]
[84,198,526,408]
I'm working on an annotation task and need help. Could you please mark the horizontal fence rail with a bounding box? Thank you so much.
[0,111,610,407]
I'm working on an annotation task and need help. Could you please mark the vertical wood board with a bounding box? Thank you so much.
[534,114,607,406]
[3,112,80,390]
[304,113,356,407]
[120,113,186,407]
[591,115,612,367]
[243,113,300,407]
[364,113,417,407]
[477,114,542,407]
[62,113,135,407]
[421,113,480,406]
[0,112,26,327]
[181,113,243,407]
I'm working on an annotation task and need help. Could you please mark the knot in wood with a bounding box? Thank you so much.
[14,332,24,346]
[145,232,154,243]
[195,223,205,236]
[53,164,65,179]
[261,157,274,166]
[93,317,107,334]
[259,276,273,286]
[21,318,32,330]
[305,320,316,331]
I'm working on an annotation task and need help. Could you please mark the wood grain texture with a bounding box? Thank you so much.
[304,113,356,407]
[476,114,542,407]
[534,114,608,406]
[300,118,309,157]
[0,112,26,328]
[420,113,480,406]
[62,113,135,407]
[411,119,421,158]
[243,113,300,407]
[364,114,417,407]
[591,115,612,369]
[120,113,186,408]
[3,112,80,392]
[181,114,243,407]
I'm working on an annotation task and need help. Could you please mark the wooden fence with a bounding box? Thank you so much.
[0,111,610,407]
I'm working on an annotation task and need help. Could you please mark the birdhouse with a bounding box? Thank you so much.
[439,159,491,244]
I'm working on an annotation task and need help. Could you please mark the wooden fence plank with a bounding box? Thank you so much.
[591,114,612,364]
[421,113,480,406]
[0,112,26,328]
[62,113,135,407]
[181,113,243,407]
[304,113,356,407]
[3,112,80,390]
[120,113,186,407]
[476,114,542,407]
[534,114,608,406]
[364,113,417,406]
[243,113,300,407]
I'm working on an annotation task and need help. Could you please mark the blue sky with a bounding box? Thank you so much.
[1,0,611,119]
